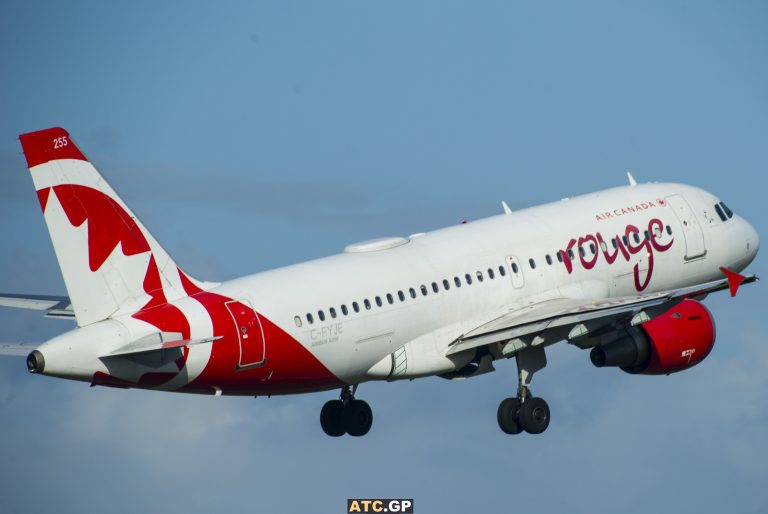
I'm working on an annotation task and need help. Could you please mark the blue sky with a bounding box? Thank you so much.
[1,1,766,513]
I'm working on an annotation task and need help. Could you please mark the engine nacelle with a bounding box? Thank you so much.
[590,299,716,375]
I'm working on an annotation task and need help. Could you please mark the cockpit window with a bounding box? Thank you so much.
[720,202,734,219]
[715,203,727,222]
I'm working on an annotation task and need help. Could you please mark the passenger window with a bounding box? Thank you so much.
[590,243,596,254]
[341,304,348,316]
[294,315,302,327]
[498,265,506,277]
[465,273,473,285]
[666,225,672,235]
[352,302,360,313]
[454,276,462,287]
[529,258,536,269]
[720,202,734,219]
[318,310,326,321]
[488,268,495,279]
[432,282,439,293]
[409,288,417,299]
[578,247,585,258]
[611,238,617,249]
[568,249,575,260]
[600,240,608,253]
[556,251,563,263]
[387,293,394,304]
[643,231,650,241]
[622,235,629,246]
[307,313,314,324]
[329,307,337,318]
[476,271,483,282]
[546,254,553,265]
[511,262,519,274]
[443,279,450,290]
[715,203,727,222]
[633,233,640,244]
[420,285,428,296]
[375,296,382,307]
[364,299,371,310]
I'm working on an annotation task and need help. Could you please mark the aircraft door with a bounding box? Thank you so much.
[506,255,525,289]
[665,195,707,260]
[225,300,266,369]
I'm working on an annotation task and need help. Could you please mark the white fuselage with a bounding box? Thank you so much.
[210,182,757,384]
[35,181,758,393]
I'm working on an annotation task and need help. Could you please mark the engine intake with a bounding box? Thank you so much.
[590,299,716,375]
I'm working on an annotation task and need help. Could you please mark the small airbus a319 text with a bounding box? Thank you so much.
[0,127,759,437]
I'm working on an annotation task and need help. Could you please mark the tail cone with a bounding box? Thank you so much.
[27,350,44,373]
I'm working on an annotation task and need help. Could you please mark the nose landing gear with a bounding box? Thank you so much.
[320,385,373,437]
[497,345,551,435]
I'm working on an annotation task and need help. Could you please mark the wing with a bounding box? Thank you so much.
[0,293,74,319]
[447,272,758,357]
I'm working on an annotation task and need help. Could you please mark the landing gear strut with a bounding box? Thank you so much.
[497,345,551,435]
[320,385,373,437]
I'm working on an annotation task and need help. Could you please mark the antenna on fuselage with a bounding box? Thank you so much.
[501,201,512,215]
[627,172,638,187]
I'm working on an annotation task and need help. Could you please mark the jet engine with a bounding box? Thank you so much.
[590,299,716,375]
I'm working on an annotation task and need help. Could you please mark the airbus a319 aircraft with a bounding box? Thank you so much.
[0,127,759,437]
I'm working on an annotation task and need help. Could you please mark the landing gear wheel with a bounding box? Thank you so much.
[343,399,373,437]
[320,400,346,437]
[518,397,550,434]
[497,397,523,435]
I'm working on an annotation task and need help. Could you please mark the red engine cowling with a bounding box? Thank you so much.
[590,299,716,375]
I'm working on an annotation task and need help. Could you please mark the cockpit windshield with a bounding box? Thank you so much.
[715,201,734,222]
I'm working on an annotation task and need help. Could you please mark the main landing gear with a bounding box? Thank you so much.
[497,345,551,435]
[320,385,373,437]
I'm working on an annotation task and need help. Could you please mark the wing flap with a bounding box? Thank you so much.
[447,274,758,356]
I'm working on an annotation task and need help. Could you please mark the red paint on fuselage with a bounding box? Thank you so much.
[49,181,340,395]
[178,270,343,395]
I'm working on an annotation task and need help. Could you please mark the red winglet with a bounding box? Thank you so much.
[19,127,88,168]
[720,267,747,297]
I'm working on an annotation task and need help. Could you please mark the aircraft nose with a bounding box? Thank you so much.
[744,218,759,261]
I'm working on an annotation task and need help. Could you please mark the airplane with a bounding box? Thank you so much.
[0,126,759,437]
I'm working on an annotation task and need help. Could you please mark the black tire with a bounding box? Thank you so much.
[497,397,523,435]
[518,397,550,435]
[320,400,346,437]
[343,399,373,437]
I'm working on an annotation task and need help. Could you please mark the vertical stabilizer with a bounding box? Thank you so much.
[19,127,210,326]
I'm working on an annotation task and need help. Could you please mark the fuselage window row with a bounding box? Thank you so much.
[300,262,508,325]
[297,227,684,326]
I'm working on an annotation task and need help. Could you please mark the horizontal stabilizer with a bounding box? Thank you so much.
[103,332,221,358]
[0,293,74,319]
[0,343,39,357]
